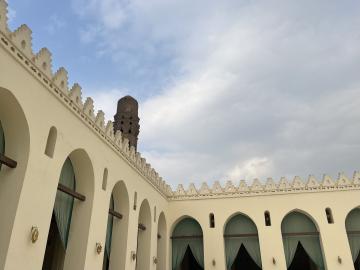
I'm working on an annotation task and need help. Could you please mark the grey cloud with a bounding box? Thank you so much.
[74,0,360,188]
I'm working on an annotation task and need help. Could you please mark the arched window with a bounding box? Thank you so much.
[133,192,137,210]
[102,168,108,191]
[346,208,360,267]
[154,206,157,223]
[325,208,334,224]
[172,218,204,270]
[136,200,152,270]
[265,211,271,226]
[224,214,262,270]
[45,126,57,158]
[209,213,215,228]
[43,158,76,269]
[281,212,325,270]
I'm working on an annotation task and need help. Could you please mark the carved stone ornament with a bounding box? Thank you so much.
[31,226,39,243]
[96,242,102,254]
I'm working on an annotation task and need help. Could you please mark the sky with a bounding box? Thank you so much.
[7,0,360,189]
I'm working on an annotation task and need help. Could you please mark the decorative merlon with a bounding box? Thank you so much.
[170,172,360,200]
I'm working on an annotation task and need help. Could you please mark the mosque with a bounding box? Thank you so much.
[0,1,360,270]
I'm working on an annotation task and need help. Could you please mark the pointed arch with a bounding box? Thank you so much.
[224,213,262,270]
[45,126,57,158]
[171,216,204,270]
[345,207,360,266]
[42,149,95,270]
[136,199,152,270]
[0,87,30,269]
[106,180,130,270]
[281,210,325,270]
[157,212,167,270]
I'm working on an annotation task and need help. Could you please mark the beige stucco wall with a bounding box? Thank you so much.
[0,8,360,270]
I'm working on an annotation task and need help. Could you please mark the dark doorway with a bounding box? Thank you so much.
[231,244,261,270]
[288,242,318,270]
[354,252,360,270]
[180,245,203,270]
[42,213,65,270]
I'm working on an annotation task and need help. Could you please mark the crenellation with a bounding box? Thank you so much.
[306,175,319,189]
[187,183,198,195]
[34,48,53,78]
[353,171,360,185]
[337,172,351,186]
[95,110,105,130]
[200,182,211,194]
[224,180,236,193]
[238,180,249,192]
[0,0,9,34]
[175,184,186,196]
[105,121,114,139]
[10,24,33,59]
[250,178,263,192]
[212,181,223,194]
[264,178,277,191]
[278,177,291,190]
[321,174,334,187]
[53,67,69,93]
[69,83,83,108]
[292,176,305,189]
[83,97,95,120]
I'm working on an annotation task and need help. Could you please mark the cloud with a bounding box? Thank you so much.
[72,0,360,188]
[7,7,16,23]
[45,15,66,35]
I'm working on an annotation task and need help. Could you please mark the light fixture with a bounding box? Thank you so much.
[31,226,39,243]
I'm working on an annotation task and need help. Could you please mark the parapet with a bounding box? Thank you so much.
[169,172,360,200]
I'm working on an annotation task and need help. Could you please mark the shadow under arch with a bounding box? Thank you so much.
[105,180,130,270]
[281,209,325,270]
[137,199,152,270]
[157,211,167,270]
[223,212,262,270]
[42,148,95,270]
[171,215,204,270]
[0,87,30,268]
[345,206,360,269]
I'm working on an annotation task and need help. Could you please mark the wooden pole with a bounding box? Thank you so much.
[0,153,17,168]
[109,209,123,219]
[57,183,86,201]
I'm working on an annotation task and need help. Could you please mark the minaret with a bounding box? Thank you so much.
[114,96,140,150]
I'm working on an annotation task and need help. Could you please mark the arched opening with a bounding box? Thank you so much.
[281,211,325,270]
[42,158,76,270]
[134,192,137,210]
[171,217,204,270]
[209,213,215,228]
[346,208,360,270]
[325,208,334,224]
[42,149,95,270]
[45,126,57,158]
[102,168,108,191]
[224,214,262,270]
[0,87,30,269]
[264,211,271,226]
[136,199,152,270]
[104,181,130,270]
[157,212,167,270]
